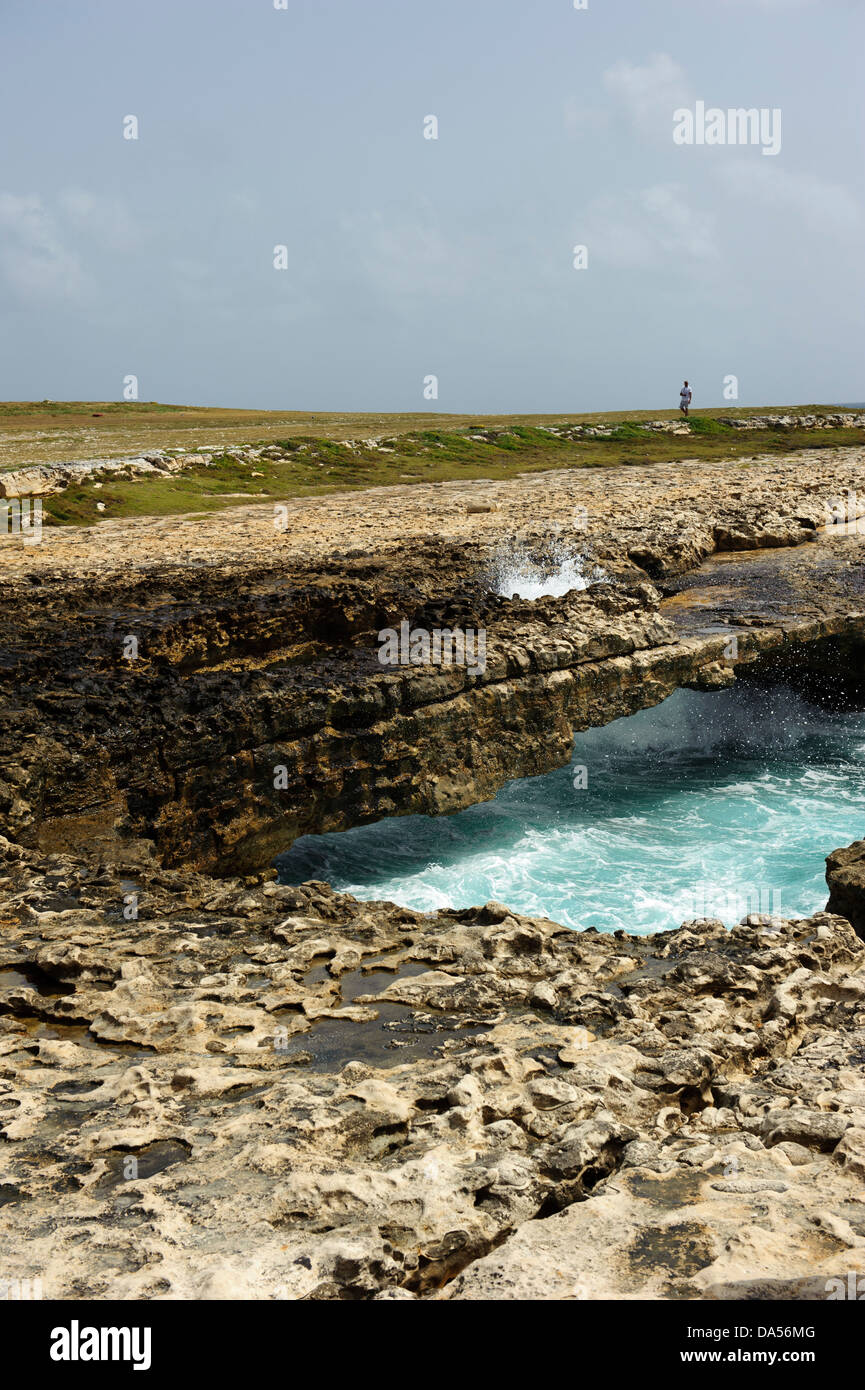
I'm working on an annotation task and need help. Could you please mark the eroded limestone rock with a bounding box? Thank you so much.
[1,844,864,1301]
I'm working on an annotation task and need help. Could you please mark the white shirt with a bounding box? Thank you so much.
[680,386,692,402]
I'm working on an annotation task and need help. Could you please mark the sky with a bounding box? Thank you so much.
[0,0,862,414]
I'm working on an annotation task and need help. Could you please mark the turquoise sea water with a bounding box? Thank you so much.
[277,687,865,935]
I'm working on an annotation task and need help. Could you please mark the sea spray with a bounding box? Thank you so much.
[490,542,607,600]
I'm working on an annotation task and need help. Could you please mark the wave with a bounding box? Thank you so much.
[277,687,865,934]
[490,542,607,600]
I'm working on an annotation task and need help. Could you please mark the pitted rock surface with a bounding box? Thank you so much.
[1,842,864,1300]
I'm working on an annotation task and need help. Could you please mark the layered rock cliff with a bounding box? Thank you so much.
[1,445,864,875]
[827,840,865,939]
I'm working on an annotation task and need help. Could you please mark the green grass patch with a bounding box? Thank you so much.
[39,422,865,528]
[687,416,734,436]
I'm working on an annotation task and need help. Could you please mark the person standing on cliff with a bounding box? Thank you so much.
[679,381,692,418]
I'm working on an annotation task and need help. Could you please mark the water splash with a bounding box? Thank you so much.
[490,545,607,600]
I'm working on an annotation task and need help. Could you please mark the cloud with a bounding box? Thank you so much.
[57,189,142,254]
[582,183,718,269]
[341,206,474,309]
[603,53,691,131]
[719,0,816,8]
[563,99,611,139]
[0,189,152,310]
[719,163,863,240]
[0,194,85,302]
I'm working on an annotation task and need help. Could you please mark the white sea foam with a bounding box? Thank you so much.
[491,547,607,600]
[278,688,865,935]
